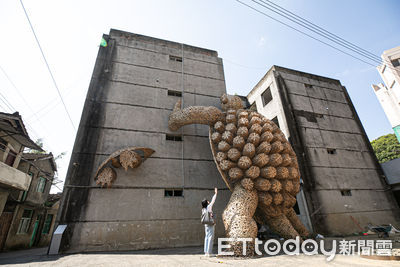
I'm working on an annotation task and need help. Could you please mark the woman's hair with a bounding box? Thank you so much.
[201,199,208,209]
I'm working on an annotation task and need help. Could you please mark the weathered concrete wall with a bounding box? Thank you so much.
[17,159,54,206]
[4,204,40,250]
[57,29,229,253]
[38,202,59,247]
[0,189,8,214]
[0,161,31,191]
[248,66,400,236]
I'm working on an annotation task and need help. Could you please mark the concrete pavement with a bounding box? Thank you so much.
[0,246,399,266]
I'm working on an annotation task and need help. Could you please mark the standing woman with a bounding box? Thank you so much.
[201,188,218,257]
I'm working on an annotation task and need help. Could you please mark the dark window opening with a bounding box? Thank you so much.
[0,137,7,150]
[341,190,352,196]
[164,189,184,197]
[271,116,280,128]
[5,149,16,166]
[327,148,336,154]
[293,200,300,215]
[304,84,313,88]
[167,90,182,97]
[391,59,400,67]
[169,55,183,62]
[166,134,183,141]
[261,87,273,106]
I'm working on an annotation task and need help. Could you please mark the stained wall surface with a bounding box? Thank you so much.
[57,29,229,252]
[248,66,400,235]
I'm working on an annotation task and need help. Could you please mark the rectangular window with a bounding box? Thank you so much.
[169,55,183,62]
[327,148,336,154]
[271,116,280,128]
[341,190,352,196]
[17,209,33,234]
[304,83,313,89]
[20,191,28,202]
[261,87,273,106]
[391,59,400,67]
[167,90,182,97]
[42,214,54,234]
[5,149,16,167]
[0,137,7,150]
[36,177,46,193]
[164,189,184,197]
[166,134,183,141]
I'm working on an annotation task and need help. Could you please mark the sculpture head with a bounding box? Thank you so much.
[220,93,244,111]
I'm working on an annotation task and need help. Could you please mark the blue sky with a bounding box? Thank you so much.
[0,0,399,191]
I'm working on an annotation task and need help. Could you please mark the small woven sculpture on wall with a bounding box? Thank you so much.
[94,147,155,188]
[168,94,310,256]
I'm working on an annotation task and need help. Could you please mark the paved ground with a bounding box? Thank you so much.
[0,246,399,266]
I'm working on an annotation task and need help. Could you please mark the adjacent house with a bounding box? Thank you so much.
[372,46,400,142]
[0,112,59,250]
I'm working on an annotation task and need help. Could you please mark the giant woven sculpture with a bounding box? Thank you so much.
[168,94,310,256]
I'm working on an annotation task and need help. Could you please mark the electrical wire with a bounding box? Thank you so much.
[19,0,76,131]
[258,0,383,63]
[0,65,56,148]
[235,0,395,70]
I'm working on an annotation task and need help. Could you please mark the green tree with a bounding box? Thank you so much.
[371,133,400,163]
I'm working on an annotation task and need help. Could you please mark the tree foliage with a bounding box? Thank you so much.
[371,133,400,163]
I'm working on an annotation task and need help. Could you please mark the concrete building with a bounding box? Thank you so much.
[0,112,41,214]
[372,46,400,142]
[381,158,400,207]
[56,29,230,253]
[2,153,58,250]
[0,112,58,250]
[247,66,400,236]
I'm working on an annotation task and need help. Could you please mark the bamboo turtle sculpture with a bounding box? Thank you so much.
[94,147,155,188]
[168,94,310,256]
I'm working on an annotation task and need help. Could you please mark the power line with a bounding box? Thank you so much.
[253,0,382,65]
[19,0,76,131]
[235,0,377,67]
[0,65,55,141]
[236,0,394,70]
[258,0,383,63]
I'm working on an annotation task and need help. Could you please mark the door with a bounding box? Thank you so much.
[29,215,41,247]
[0,212,13,250]
[5,150,16,166]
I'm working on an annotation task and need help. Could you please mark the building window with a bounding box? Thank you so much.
[304,83,313,89]
[271,116,280,128]
[5,149,16,167]
[169,55,183,62]
[261,87,273,106]
[391,59,400,67]
[167,90,182,97]
[341,190,352,196]
[0,137,7,151]
[327,148,336,154]
[42,214,54,234]
[166,134,183,141]
[17,209,33,234]
[164,189,184,197]
[36,177,46,193]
